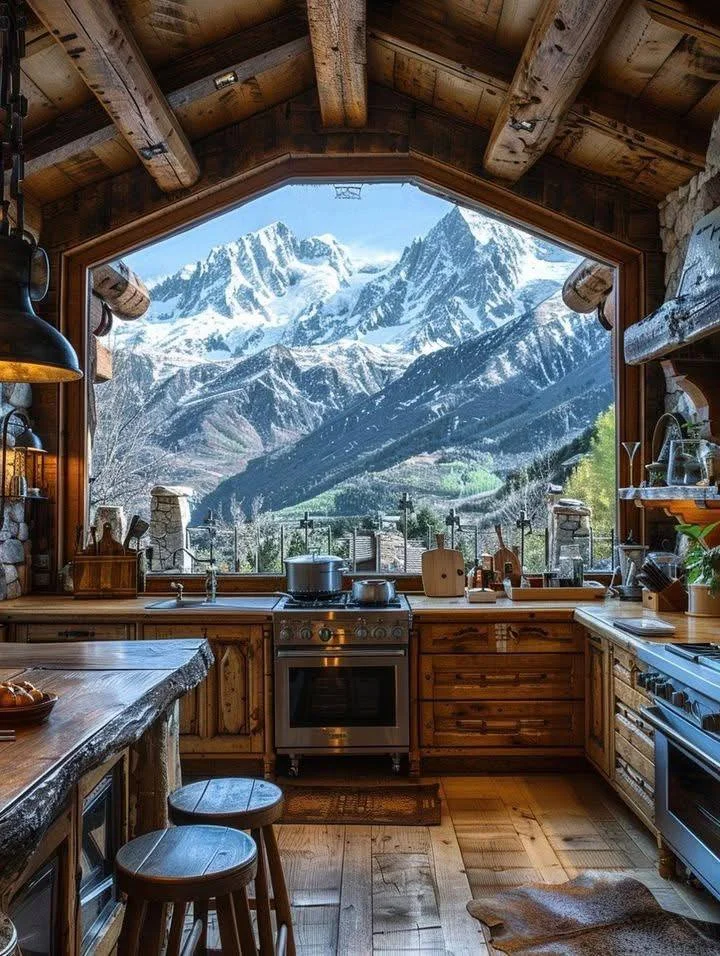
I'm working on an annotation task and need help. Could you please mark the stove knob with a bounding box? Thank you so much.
[637,671,651,688]
[355,624,369,640]
[299,624,313,641]
[373,626,387,641]
[701,713,720,733]
[658,681,674,701]
[391,625,405,640]
[319,626,333,643]
[671,690,687,708]
[278,624,293,642]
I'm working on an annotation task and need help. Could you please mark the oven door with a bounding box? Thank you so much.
[643,703,720,896]
[275,647,409,751]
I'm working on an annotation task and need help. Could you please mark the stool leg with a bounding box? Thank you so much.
[143,901,167,955]
[252,827,274,955]
[216,894,242,956]
[194,900,209,954]
[118,897,146,956]
[167,901,186,955]
[263,825,295,956]
[232,886,259,956]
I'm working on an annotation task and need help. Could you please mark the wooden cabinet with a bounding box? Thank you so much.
[13,622,135,642]
[611,645,655,829]
[585,632,612,776]
[418,616,584,759]
[582,628,656,832]
[142,623,266,767]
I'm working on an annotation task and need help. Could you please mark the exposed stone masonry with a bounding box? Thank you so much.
[0,382,33,600]
[660,115,720,298]
[149,485,192,572]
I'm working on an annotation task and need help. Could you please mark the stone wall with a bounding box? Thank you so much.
[0,383,33,600]
[660,115,720,298]
[149,485,192,571]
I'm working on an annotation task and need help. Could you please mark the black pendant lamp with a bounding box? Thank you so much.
[0,0,82,383]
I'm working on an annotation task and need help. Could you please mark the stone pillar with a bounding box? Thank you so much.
[548,497,592,570]
[1,383,33,601]
[149,486,193,571]
[93,505,126,543]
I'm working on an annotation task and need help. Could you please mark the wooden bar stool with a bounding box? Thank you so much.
[115,824,258,956]
[169,779,295,956]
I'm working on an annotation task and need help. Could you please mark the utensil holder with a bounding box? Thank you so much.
[641,579,688,612]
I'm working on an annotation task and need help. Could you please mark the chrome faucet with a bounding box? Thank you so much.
[205,562,218,604]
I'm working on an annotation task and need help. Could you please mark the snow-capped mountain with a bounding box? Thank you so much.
[113,207,580,360]
[97,204,606,519]
[198,290,612,516]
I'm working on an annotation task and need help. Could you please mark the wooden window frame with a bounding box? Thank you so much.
[52,155,645,570]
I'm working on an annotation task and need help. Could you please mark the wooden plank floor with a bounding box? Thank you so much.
[204,772,720,954]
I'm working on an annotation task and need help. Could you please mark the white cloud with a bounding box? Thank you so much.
[344,243,400,270]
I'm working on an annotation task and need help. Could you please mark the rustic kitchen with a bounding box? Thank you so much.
[3,0,720,954]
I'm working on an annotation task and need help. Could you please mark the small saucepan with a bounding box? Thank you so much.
[351,578,396,606]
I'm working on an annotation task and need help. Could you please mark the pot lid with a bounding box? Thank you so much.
[285,553,345,564]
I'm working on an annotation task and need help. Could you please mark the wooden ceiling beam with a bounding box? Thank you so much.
[483,0,627,181]
[307,0,367,127]
[28,0,200,192]
[25,14,310,177]
[646,1,720,50]
[369,9,706,172]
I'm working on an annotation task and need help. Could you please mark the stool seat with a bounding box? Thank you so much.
[116,825,257,903]
[169,778,284,829]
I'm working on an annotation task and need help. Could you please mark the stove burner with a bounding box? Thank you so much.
[667,642,720,673]
[281,593,403,611]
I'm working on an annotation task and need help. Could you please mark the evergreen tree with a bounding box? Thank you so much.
[563,405,616,532]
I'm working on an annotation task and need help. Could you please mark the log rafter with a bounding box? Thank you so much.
[368,9,707,173]
[24,13,310,177]
[307,0,367,127]
[483,0,628,181]
[28,0,200,191]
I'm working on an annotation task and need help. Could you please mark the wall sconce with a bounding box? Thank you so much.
[0,408,45,530]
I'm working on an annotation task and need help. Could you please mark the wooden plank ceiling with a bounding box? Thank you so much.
[20,0,720,205]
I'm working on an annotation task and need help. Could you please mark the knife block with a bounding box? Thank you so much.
[73,553,139,598]
[641,580,688,613]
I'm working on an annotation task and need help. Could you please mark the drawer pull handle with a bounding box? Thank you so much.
[60,629,95,639]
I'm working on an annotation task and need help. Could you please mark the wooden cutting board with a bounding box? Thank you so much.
[421,534,466,597]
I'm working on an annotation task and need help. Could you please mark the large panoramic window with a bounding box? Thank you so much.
[91,183,616,574]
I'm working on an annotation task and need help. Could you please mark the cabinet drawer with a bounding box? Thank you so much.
[613,647,649,694]
[421,700,583,749]
[614,700,654,763]
[420,621,582,654]
[142,624,259,641]
[614,730,654,785]
[15,622,135,642]
[614,672,650,715]
[420,653,583,700]
[615,756,655,823]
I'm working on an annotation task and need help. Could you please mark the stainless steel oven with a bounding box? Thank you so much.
[275,646,409,758]
[644,702,720,896]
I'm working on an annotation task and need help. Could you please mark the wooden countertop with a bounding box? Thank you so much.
[575,602,720,650]
[0,639,212,892]
[407,594,586,619]
[0,594,278,622]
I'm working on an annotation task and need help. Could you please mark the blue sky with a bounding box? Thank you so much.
[124,182,455,283]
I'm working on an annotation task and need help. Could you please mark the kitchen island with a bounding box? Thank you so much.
[0,639,212,954]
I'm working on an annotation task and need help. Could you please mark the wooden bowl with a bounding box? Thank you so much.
[0,693,58,726]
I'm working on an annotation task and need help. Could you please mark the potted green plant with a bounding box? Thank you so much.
[677,521,720,617]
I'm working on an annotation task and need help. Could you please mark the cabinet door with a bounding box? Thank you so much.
[142,623,265,755]
[585,631,612,776]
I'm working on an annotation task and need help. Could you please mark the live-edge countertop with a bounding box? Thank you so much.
[0,639,213,892]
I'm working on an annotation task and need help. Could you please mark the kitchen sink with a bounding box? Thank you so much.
[145,596,280,610]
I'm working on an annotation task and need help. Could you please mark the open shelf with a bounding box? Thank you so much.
[619,486,720,543]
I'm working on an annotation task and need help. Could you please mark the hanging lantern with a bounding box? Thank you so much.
[0,0,82,383]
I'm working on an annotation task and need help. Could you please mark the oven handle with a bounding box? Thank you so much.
[276,648,407,658]
[641,705,720,776]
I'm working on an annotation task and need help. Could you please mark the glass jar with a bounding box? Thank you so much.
[667,439,707,486]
